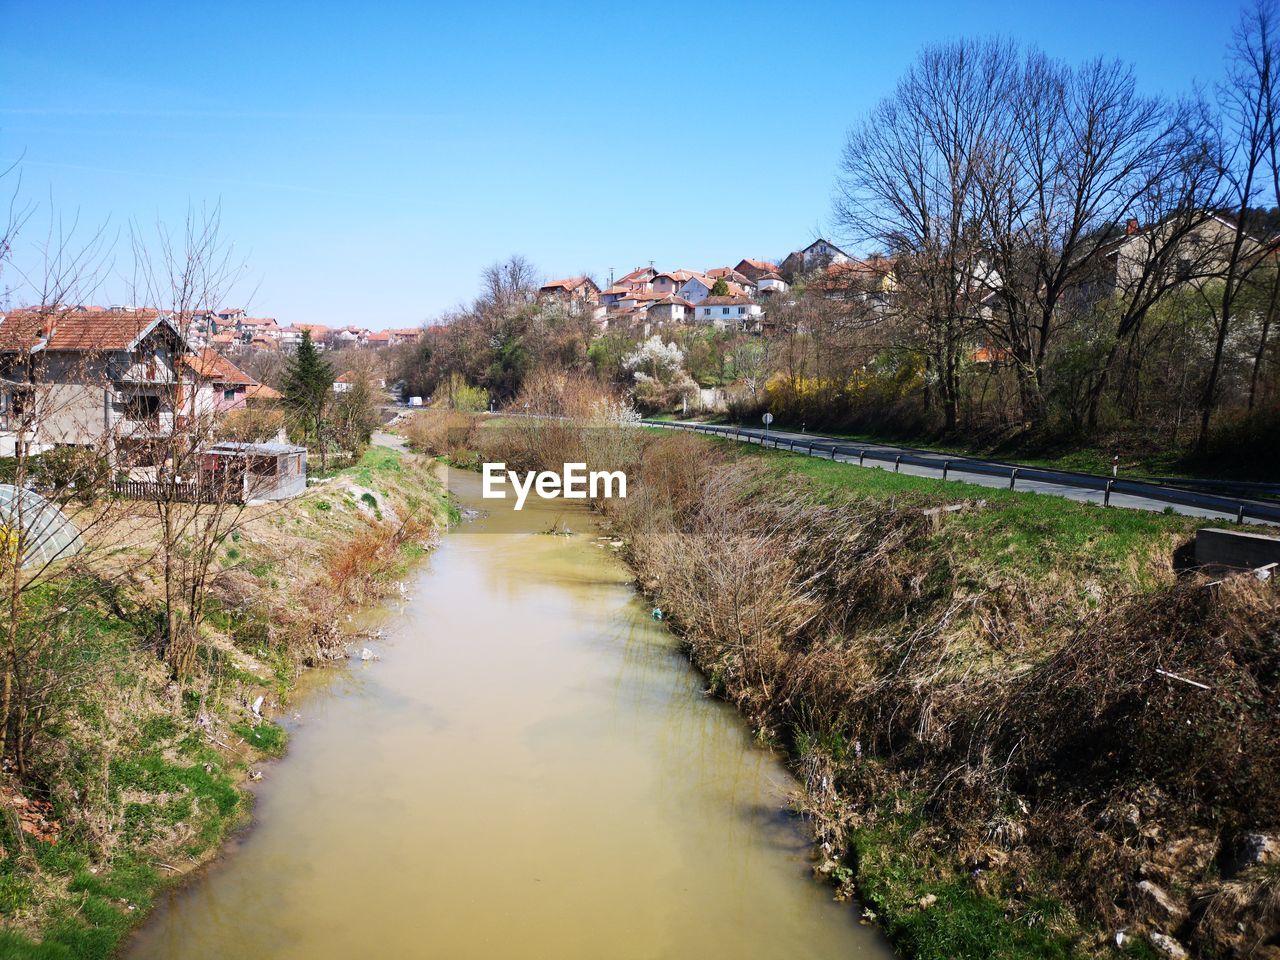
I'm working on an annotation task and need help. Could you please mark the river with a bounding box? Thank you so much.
[126,468,891,959]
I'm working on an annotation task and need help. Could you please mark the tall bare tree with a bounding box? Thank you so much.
[1199,0,1280,447]
[836,39,1017,431]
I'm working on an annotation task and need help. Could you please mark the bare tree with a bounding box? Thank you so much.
[836,39,1017,431]
[127,206,249,678]
[1199,0,1280,446]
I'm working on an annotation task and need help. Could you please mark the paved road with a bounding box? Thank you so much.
[648,421,1277,526]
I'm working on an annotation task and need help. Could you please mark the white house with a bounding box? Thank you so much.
[695,296,762,331]
[755,272,790,297]
[677,274,715,304]
[782,239,854,275]
[645,295,693,327]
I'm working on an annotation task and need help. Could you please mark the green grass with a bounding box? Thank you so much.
[731,441,1207,592]
[231,720,288,757]
[700,416,1262,484]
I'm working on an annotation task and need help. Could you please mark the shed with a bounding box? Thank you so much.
[202,442,308,502]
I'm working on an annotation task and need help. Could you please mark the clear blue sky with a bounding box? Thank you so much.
[0,0,1245,329]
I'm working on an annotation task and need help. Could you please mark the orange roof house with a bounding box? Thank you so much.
[539,276,601,303]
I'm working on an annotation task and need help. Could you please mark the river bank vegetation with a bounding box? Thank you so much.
[404,389,1279,960]
[0,446,447,959]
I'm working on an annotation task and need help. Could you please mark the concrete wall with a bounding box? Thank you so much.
[1195,527,1280,569]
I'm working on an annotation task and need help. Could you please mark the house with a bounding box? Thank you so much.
[539,276,601,307]
[645,295,694,328]
[615,266,657,291]
[333,371,356,393]
[677,274,716,304]
[1102,213,1269,293]
[201,441,307,502]
[755,271,790,297]
[734,259,779,283]
[651,270,698,296]
[781,239,854,276]
[0,308,190,464]
[704,267,752,285]
[694,296,763,332]
[386,328,423,346]
[186,347,257,417]
[332,326,369,347]
[818,256,897,299]
[243,382,282,407]
[600,285,632,307]
[293,323,332,346]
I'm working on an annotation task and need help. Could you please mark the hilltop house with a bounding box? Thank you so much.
[677,274,716,304]
[651,271,697,297]
[755,271,790,297]
[695,296,763,332]
[781,239,854,277]
[734,259,779,283]
[645,295,693,327]
[1101,213,1270,293]
[539,276,601,306]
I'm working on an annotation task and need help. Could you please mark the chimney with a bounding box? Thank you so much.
[1126,218,1139,235]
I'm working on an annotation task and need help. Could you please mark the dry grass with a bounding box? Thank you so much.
[609,431,1280,959]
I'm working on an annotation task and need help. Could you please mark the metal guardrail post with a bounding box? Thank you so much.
[858,450,866,466]
[1104,479,1113,507]
[1009,468,1019,490]
[895,455,902,473]
[942,460,950,480]
[1238,505,1246,525]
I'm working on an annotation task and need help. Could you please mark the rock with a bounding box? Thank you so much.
[1137,879,1189,928]
[1114,929,1129,948]
[251,695,264,717]
[1147,932,1189,959]
[917,894,938,909]
[1240,833,1280,867]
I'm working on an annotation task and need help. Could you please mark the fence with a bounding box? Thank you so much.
[111,479,241,504]
[641,420,1280,526]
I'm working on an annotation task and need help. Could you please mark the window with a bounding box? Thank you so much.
[722,307,729,315]
[122,393,161,420]
[223,388,237,401]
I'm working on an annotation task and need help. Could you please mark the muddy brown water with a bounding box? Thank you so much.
[126,469,893,959]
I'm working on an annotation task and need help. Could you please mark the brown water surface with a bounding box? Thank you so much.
[126,469,892,959]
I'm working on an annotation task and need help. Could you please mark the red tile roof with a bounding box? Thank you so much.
[0,308,177,352]
[243,383,282,402]
[698,296,756,307]
[185,347,256,385]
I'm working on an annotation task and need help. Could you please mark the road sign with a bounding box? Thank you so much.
[762,413,774,426]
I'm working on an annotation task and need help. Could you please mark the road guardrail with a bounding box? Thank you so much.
[641,420,1280,525]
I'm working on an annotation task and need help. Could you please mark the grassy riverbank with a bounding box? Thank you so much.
[0,446,448,960]
[414,402,1274,960]
[608,434,1277,960]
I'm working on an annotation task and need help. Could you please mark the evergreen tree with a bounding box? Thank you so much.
[710,276,730,297]
[282,331,335,469]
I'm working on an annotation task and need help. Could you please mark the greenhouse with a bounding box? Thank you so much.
[0,484,84,569]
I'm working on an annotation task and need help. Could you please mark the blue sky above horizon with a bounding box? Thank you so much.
[0,0,1247,329]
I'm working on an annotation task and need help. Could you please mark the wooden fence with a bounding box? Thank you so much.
[111,479,242,504]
